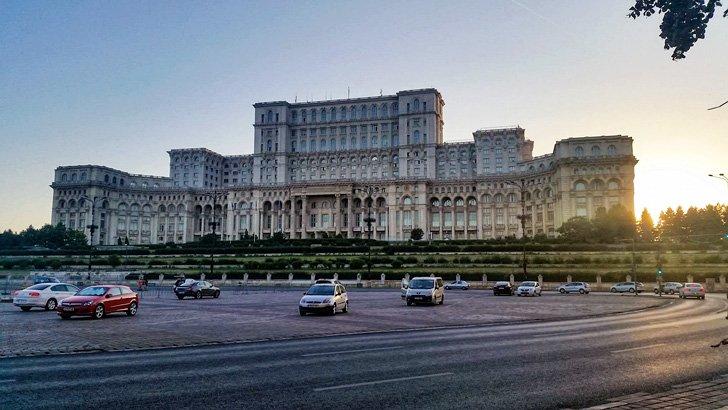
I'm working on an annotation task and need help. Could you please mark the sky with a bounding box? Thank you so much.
[1,0,727,231]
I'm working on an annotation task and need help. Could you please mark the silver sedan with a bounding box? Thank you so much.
[445,280,469,290]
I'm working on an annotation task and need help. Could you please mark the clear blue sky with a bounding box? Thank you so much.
[1,0,727,231]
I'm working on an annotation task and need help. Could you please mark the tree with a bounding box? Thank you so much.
[557,217,594,243]
[637,208,655,242]
[107,254,122,268]
[629,0,727,60]
[410,228,424,241]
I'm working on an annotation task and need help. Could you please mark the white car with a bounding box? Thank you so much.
[610,282,644,293]
[516,281,542,297]
[557,282,590,294]
[445,280,469,290]
[299,283,348,315]
[679,283,706,300]
[405,277,445,306]
[13,283,80,311]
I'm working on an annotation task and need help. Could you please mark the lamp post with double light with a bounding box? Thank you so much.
[505,178,529,280]
[354,186,377,279]
[204,191,226,279]
[708,173,728,319]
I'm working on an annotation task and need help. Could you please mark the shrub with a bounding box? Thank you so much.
[391,260,403,269]
[349,258,365,270]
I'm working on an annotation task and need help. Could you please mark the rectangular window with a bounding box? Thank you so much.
[456,211,464,227]
[468,212,477,226]
[444,212,452,227]
[432,213,441,228]
[322,214,331,228]
[309,214,317,228]
[403,211,412,227]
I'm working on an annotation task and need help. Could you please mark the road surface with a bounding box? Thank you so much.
[2,294,727,409]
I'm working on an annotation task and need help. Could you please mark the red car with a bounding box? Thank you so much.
[57,285,139,319]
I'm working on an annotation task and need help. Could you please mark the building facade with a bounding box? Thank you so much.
[50,88,637,244]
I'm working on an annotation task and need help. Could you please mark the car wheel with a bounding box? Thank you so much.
[330,304,337,316]
[406,300,413,306]
[628,288,635,293]
[342,301,348,313]
[299,308,305,316]
[93,304,104,320]
[195,291,202,299]
[445,286,450,290]
[654,289,659,294]
[579,289,585,294]
[669,290,675,295]
[610,288,616,293]
[126,301,138,316]
[213,291,220,299]
[559,288,566,294]
[177,295,184,300]
[45,298,57,311]
[60,314,71,319]
[538,291,542,296]
[20,306,31,312]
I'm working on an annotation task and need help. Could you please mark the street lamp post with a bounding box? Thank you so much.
[204,191,226,279]
[708,173,728,319]
[506,179,529,280]
[355,186,377,279]
[80,195,105,278]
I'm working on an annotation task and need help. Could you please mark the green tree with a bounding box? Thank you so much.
[557,217,594,243]
[637,208,655,242]
[629,0,727,60]
[410,228,424,241]
[108,254,122,268]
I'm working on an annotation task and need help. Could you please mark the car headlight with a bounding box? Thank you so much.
[322,298,331,304]
[83,301,93,306]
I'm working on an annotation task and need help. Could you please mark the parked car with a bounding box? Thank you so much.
[516,281,542,297]
[653,282,683,295]
[13,283,79,311]
[445,280,469,290]
[610,282,644,293]
[299,283,348,315]
[405,277,444,306]
[679,283,706,299]
[174,280,220,299]
[57,285,138,320]
[492,281,514,296]
[315,279,342,285]
[557,282,590,294]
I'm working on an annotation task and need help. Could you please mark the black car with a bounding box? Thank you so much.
[174,280,220,300]
[492,281,514,296]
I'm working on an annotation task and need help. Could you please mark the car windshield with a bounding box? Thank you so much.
[306,285,335,295]
[76,287,108,296]
[521,282,537,287]
[409,279,435,289]
[27,284,51,290]
[495,282,509,286]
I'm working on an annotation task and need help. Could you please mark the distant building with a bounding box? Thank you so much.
[50,88,637,244]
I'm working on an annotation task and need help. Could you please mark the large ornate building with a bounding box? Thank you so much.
[50,88,636,244]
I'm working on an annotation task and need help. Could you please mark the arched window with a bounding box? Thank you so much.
[467,198,477,206]
[351,137,357,148]
[455,198,464,207]
[360,105,367,119]
[320,139,327,150]
[607,145,617,155]
[413,98,420,111]
[310,140,316,151]
[61,174,68,182]
[340,137,346,149]
[104,174,109,183]
[494,194,503,203]
[320,108,327,122]
[266,139,272,152]
[267,110,273,124]
[592,179,604,190]
[575,146,584,157]
[112,176,117,184]
[403,196,413,206]
[574,181,587,191]
[340,107,346,120]
[431,198,440,207]
[361,136,367,148]
[413,130,420,144]
[330,107,336,121]
[330,138,336,150]
[350,106,356,120]
[371,136,378,147]
[381,104,388,117]
[370,104,377,118]
[311,109,317,122]
[291,110,297,123]
[591,145,601,156]
[443,198,452,206]
[484,194,492,203]
[608,179,620,190]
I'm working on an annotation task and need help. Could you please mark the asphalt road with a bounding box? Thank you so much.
[2,294,727,409]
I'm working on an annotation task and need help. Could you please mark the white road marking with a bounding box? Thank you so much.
[313,372,453,392]
[611,343,666,353]
[302,346,404,357]
[0,379,16,383]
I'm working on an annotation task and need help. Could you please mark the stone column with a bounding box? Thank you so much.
[687,274,693,283]
[334,194,341,235]
[509,274,515,284]
[310,272,315,284]
[567,275,572,283]
[346,195,353,238]
[302,196,308,239]
[482,274,487,285]
[537,274,543,286]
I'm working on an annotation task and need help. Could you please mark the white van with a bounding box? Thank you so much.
[404,277,445,306]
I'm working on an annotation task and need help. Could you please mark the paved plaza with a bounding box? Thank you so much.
[0,288,669,357]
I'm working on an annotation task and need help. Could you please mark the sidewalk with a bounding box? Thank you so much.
[584,373,728,409]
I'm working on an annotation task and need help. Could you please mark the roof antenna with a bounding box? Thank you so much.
[380,89,383,96]
[294,94,297,103]
[348,86,350,99]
